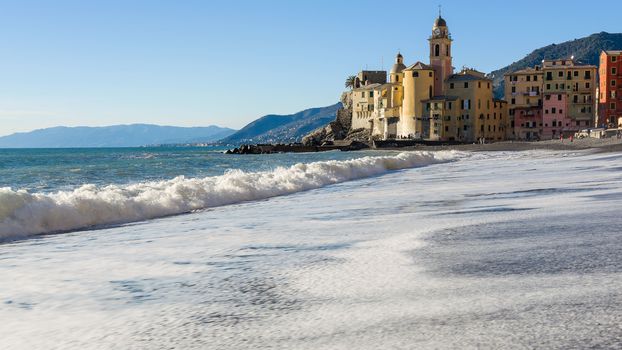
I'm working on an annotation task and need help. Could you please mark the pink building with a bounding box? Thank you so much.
[542,93,570,139]
[514,106,542,140]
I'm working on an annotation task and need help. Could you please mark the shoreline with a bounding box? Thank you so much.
[375,137,622,153]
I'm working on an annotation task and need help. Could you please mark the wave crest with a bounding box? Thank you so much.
[0,151,463,239]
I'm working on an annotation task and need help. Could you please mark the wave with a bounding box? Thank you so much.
[0,151,463,240]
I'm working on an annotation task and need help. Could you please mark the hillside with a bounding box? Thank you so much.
[0,124,236,148]
[220,103,341,144]
[491,32,622,98]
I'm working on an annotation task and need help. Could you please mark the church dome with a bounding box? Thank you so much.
[390,52,406,74]
[434,16,447,27]
[390,63,406,74]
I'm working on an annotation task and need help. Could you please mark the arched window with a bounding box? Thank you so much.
[435,44,440,57]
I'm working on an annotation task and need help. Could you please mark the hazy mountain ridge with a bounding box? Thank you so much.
[0,124,236,148]
[491,32,622,98]
[220,103,341,144]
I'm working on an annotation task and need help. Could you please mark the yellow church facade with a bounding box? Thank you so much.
[351,14,509,143]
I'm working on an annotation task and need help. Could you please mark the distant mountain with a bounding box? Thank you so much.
[220,103,341,144]
[491,32,622,98]
[0,124,236,148]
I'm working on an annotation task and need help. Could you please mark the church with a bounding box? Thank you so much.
[351,14,509,142]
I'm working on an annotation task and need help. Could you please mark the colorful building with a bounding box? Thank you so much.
[349,13,508,143]
[599,50,622,128]
[505,58,597,139]
[504,67,543,140]
[542,59,596,137]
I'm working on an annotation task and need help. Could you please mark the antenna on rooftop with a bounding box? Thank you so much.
[439,4,442,17]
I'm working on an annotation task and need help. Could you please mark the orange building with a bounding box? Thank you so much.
[599,50,622,128]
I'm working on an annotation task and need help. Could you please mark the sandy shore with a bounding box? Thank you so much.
[384,137,622,153]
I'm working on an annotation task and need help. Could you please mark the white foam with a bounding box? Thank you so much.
[0,151,463,239]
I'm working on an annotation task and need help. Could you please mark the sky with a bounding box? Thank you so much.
[0,0,621,136]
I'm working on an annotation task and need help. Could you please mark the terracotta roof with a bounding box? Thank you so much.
[404,61,433,70]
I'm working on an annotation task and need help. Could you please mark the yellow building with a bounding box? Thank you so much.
[504,66,543,140]
[400,62,435,138]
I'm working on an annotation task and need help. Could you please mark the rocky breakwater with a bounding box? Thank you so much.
[302,91,370,147]
[225,141,368,154]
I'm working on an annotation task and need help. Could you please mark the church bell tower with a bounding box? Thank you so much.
[428,10,453,96]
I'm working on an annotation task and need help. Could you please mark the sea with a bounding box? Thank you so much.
[1,147,621,349]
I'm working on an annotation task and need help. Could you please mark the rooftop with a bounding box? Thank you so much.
[404,61,433,71]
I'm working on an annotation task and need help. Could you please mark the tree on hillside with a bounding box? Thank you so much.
[345,75,356,90]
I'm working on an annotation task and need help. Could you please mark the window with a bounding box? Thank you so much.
[558,71,563,77]
[434,44,440,57]
[511,98,515,105]
[369,91,374,97]
[464,82,469,88]
[512,86,516,93]
[445,126,449,132]
[552,107,556,113]
[546,72,553,80]
[488,83,491,89]
[613,56,618,62]
[576,121,580,126]
[429,86,432,99]
[362,92,365,98]
[413,71,419,77]
[545,109,549,114]
[478,100,481,108]
[611,103,616,110]
[559,109,563,114]
[448,102,453,109]
[545,94,551,100]
[585,71,591,79]
[527,76,531,82]
[534,75,538,81]
[613,68,617,75]
[446,45,450,56]
[586,82,590,89]
[478,82,481,88]
[558,94,562,101]
[613,80,617,87]
[450,82,454,89]
[546,84,551,89]
[429,72,433,77]
[574,71,579,77]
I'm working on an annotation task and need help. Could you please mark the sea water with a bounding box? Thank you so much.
[1,148,621,349]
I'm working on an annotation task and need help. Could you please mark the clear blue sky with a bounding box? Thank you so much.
[1,0,620,136]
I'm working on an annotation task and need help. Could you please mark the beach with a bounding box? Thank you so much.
[387,136,622,153]
[1,148,621,349]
